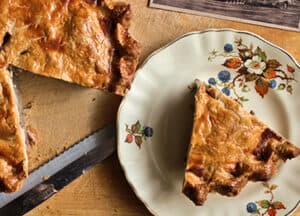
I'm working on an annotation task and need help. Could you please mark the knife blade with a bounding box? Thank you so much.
[0,124,116,216]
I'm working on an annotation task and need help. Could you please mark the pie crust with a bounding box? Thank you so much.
[0,68,27,192]
[3,0,141,95]
[0,0,140,192]
[182,81,300,205]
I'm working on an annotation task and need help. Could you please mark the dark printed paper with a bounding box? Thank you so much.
[149,0,300,31]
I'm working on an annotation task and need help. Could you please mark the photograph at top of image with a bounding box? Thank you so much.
[150,0,300,31]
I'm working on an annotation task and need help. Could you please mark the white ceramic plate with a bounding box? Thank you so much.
[117,29,300,216]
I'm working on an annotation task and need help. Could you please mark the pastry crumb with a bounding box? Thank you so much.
[23,101,33,110]
[26,125,39,146]
[43,176,50,181]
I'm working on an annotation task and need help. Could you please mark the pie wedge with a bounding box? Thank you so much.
[0,0,140,192]
[0,68,27,192]
[182,81,300,205]
[2,0,141,95]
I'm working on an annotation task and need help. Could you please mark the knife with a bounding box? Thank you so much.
[0,124,116,216]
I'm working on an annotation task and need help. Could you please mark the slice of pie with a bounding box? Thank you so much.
[183,81,300,205]
[2,0,141,95]
[0,68,27,192]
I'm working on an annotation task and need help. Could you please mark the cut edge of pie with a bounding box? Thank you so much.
[0,68,27,192]
[182,80,300,205]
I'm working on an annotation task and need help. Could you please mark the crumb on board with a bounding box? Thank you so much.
[23,101,33,110]
[43,176,50,181]
[26,125,39,146]
[36,153,42,161]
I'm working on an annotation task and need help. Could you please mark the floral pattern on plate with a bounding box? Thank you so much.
[208,38,296,103]
[246,183,286,216]
[118,30,300,216]
[125,121,153,148]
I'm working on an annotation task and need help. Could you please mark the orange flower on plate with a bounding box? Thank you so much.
[267,209,276,216]
[287,64,295,73]
[263,68,276,79]
[223,58,242,69]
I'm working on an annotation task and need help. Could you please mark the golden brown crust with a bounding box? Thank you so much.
[0,68,27,192]
[183,82,300,205]
[3,0,141,96]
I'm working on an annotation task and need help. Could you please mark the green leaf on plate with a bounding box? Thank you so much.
[132,121,142,133]
[256,200,270,208]
[256,47,267,62]
[136,121,142,131]
[240,97,249,102]
[242,85,250,92]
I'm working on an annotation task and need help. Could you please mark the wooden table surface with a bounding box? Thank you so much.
[25,0,300,215]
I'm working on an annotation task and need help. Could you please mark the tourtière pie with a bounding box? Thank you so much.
[0,0,141,192]
[183,81,300,205]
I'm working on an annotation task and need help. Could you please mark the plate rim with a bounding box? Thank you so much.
[116,28,300,216]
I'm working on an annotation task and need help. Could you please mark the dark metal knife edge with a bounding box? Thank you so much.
[0,124,116,216]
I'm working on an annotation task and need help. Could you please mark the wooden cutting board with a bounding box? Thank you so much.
[23,0,300,215]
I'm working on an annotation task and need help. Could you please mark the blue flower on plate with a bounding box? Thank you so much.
[246,202,257,213]
[218,70,231,83]
[224,43,233,52]
[208,77,216,85]
[269,79,277,89]
[143,127,153,137]
[222,88,230,96]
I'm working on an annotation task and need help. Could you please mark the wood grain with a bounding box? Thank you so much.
[24,0,300,215]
